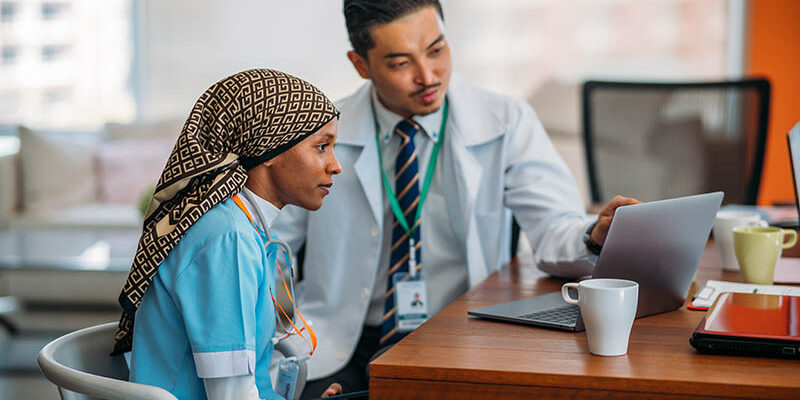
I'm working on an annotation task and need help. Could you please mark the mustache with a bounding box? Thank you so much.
[410,83,442,97]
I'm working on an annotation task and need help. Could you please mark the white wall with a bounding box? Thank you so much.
[133,0,731,203]
[134,0,362,121]
[135,0,730,123]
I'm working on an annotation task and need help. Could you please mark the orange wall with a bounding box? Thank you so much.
[749,0,800,205]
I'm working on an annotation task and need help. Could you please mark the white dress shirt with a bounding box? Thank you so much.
[365,91,469,326]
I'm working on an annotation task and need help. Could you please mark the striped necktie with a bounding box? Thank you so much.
[380,117,423,346]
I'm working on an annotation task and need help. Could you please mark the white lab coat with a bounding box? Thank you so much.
[272,75,596,379]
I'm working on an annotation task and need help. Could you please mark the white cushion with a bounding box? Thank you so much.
[18,126,99,214]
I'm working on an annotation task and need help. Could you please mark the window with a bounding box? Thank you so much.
[41,44,68,62]
[447,0,732,101]
[0,0,133,130]
[0,90,21,137]
[43,87,71,105]
[1,46,17,65]
[41,2,69,20]
[0,2,16,22]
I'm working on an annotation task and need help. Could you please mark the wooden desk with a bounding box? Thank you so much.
[369,244,800,399]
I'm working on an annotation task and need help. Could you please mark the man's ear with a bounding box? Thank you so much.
[347,51,370,80]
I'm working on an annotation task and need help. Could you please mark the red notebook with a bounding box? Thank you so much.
[690,292,800,359]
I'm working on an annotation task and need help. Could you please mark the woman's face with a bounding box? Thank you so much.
[266,118,341,210]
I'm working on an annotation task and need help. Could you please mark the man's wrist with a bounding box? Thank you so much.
[583,221,602,256]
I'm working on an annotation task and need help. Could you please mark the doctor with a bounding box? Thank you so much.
[112,69,344,400]
[271,1,638,397]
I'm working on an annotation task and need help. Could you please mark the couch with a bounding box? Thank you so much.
[0,121,179,331]
[0,121,179,229]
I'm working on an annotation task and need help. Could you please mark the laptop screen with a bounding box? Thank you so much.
[787,122,800,227]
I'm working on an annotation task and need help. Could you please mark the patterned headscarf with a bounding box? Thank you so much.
[112,69,338,355]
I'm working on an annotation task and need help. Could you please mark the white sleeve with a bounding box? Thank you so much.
[271,204,310,254]
[503,100,597,279]
[203,375,262,400]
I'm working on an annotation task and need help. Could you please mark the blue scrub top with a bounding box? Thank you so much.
[130,198,282,400]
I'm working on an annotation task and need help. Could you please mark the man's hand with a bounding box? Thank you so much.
[321,383,342,398]
[589,195,641,246]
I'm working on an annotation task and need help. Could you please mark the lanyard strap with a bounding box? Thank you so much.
[374,97,448,236]
[231,194,317,356]
[232,194,264,238]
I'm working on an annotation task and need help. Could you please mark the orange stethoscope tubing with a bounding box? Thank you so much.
[232,194,317,356]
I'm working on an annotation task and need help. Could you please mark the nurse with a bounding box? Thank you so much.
[111,69,343,400]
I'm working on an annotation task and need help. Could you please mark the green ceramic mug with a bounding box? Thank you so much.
[733,226,797,285]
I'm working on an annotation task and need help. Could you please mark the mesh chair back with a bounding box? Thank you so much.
[583,80,770,204]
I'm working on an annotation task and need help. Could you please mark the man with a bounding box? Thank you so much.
[272,1,637,397]
[411,292,423,307]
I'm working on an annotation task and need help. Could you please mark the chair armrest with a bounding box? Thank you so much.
[37,322,179,400]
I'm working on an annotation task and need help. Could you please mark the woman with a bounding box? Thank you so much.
[112,69,343,399]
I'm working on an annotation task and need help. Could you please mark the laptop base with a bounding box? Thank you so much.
[467,292,584,331]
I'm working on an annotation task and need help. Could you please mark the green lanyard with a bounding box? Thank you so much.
[373,97,448,275]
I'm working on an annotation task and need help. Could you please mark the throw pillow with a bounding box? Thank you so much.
[18,126,100,214]
[95,139,172,204]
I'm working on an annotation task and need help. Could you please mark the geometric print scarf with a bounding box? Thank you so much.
[112,69,338,355]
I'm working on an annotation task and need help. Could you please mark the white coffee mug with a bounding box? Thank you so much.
[713,211,767,271]
[561,279,639,356]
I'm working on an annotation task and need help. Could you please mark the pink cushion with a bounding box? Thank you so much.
[96,139,172,204]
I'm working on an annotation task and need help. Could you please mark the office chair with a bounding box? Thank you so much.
[582,79,770,205]
[38,322,308,400]
[510,218,521,259]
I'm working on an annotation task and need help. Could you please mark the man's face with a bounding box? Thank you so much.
[266,118,341,210]
[348,6,452,117]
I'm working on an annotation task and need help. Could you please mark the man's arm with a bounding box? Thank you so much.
[504,101,640,278]
[502,101,597,279]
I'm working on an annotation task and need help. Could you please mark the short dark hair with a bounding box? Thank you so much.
[344,0,444,60]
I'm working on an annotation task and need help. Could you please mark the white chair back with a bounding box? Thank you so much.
[38,321,308,400]
[37,322,177,400]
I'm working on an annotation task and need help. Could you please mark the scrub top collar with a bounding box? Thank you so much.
[239,187,280,232]
[371,89,443,144]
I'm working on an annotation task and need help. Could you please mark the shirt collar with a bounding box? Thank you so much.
[371,89,442,144]
[240,187,281,231]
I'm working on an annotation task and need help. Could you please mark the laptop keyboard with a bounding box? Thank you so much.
[519,304,580,325]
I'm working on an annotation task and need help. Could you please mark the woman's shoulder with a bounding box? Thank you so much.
[183,198,258,244]
[164,198,265,278]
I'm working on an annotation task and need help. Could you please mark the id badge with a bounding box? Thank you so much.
[392,272,429,332]
[275,358,298,400]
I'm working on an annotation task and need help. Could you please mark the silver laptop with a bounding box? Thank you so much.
[787,122,800,226]
[468,192,723,331]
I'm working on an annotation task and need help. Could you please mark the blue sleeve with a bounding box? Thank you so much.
[172,231,265,378]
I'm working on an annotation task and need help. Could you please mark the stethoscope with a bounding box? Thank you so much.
[240,189,315,359]
[241,189,298,314]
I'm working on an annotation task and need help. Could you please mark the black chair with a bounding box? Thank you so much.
[582,79,770,205]
[510,218,521,259]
